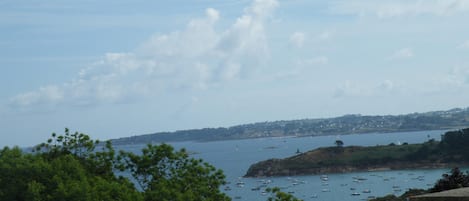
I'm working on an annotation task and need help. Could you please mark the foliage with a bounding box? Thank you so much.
[117,143,231,201]
[0,146,141,201]
[0,128,233,201]
[372,168,469,201]
[247,128,469,177]
[334,140,344,147]
[266,187,302,201]
[430,167,469,192]
[369,189,427,201]
[369,194,402,201]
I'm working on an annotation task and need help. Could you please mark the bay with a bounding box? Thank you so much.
[116,130,452,201]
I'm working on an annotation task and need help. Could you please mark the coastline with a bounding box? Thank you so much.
[245,161,469,177]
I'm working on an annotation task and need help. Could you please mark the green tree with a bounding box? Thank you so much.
[0,146,142,201]
[266,187,302,201]
[335,140,344,147]
[431,167,469,192]
[2,128,307,201]
[117,143,230,201]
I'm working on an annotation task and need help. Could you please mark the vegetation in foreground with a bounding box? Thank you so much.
[0,128,302,201]
[246,128,469,177]
[370,167,469,201]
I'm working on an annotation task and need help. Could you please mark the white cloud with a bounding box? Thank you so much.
[378,80,395,91]
[297,56,329,66]
[459,40,469,49]
[334,80,403,98]
[10,85,64,107]
[9,0,279,109]
[444,66,469,87]
[333,80,366,98]
[318,31,332,40]
[290,31,306,48]
[389,48,414,60]
[331,0,469,18]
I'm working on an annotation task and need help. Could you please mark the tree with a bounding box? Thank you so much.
[1,129,232,201]
[3,128,306,201]
[117,144,230,201]
[335,140,344,147]
[0,146,141,201]
[266,187,302,201]
[431,167,469,192]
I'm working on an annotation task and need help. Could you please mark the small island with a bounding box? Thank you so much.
[245,128,469,177]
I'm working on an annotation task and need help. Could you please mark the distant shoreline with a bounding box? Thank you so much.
[110,107,469,145]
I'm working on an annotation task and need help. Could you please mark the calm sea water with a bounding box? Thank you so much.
[116,130,454,201]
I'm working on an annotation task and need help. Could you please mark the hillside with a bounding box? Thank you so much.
[245,128,469,177]
[111,107,469,145]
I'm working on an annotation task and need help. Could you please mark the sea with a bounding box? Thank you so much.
[115,130,455,201]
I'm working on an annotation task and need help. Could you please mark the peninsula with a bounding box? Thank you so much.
[111,107,469,145]
[245,128,469,177]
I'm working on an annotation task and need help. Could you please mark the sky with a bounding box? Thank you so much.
[1,0,469,147]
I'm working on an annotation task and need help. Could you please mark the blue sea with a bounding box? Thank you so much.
[116,130,454,201]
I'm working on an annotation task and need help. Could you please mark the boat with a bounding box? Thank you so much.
[362,189,371,193]
[320,175,329,181]
[353,176,368,181]
[351,192,360,196]
[236,181,245,188]
[251,187,261,191]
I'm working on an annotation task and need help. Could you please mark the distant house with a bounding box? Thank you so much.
[410,187,469,201]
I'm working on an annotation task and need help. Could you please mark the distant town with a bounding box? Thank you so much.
[112,107,469,145]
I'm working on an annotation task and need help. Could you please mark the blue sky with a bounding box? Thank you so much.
[2,0,469,147]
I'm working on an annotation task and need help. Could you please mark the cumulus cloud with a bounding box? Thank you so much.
[290,31,306,48]
[9,0,279,109]
[331,0,469,18]
[388,48,414,60]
